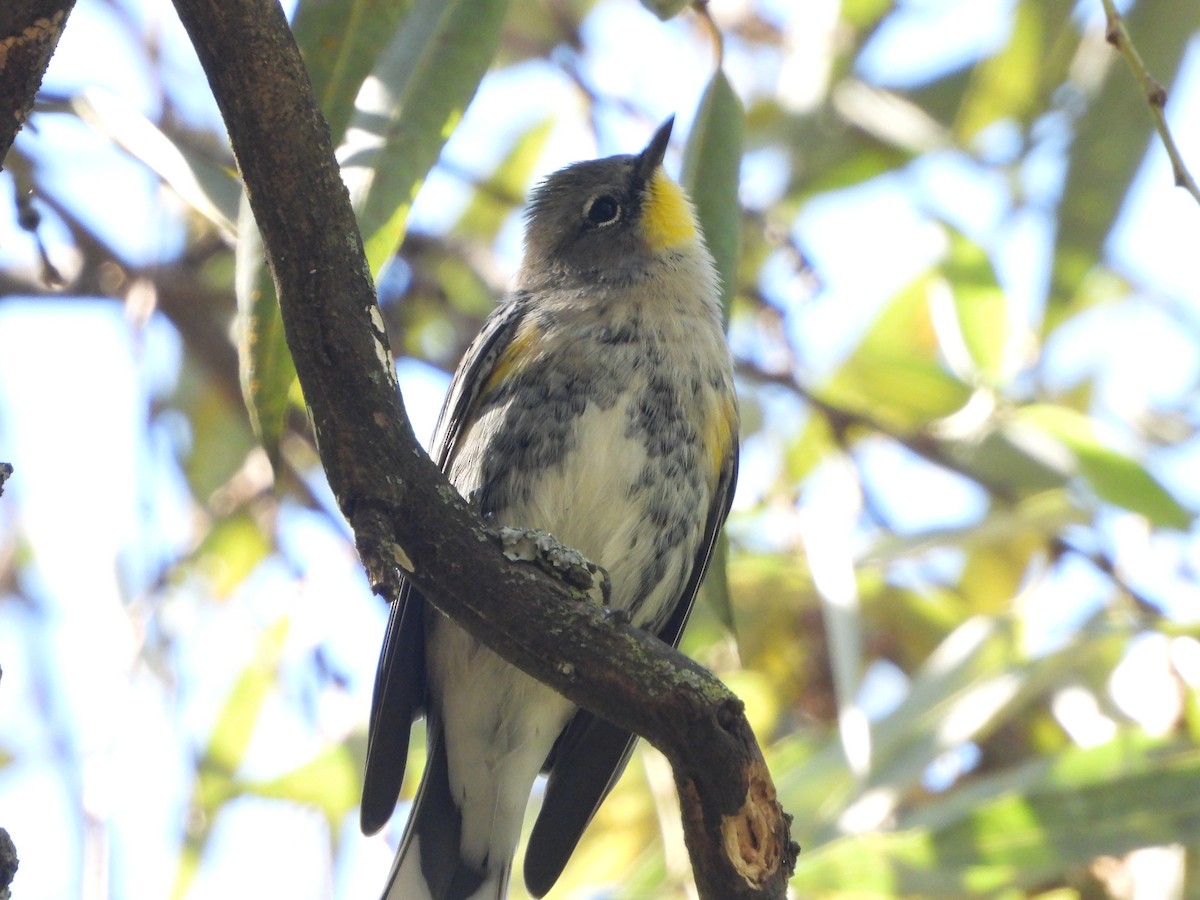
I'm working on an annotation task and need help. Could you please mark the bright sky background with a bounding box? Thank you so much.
[1,1,1198,898]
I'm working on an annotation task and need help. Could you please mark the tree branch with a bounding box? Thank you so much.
[166,0,795,895]
[0,0,76,165]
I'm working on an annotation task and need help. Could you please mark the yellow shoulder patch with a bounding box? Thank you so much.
[642,168,699,251]
[483,318,541,396]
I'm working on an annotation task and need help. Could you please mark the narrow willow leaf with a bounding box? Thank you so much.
[238,0,507,449]
[941,419,1072,496]
[244,745,362,824]
[840,0,893,29]
[241,0,411,448]
[954,0,1046,142]
[73,88,237,236]
[1019,404,1192,528]
[171,618,290,899]
[191,512,271,598]
[342,0,510,277]
[698,533,736,634]
[293,0,413,144]
[682,68,744,321]
[682,70,743,633]
[822,273,972,430]
[204,617,290,773]
[236,199,296,453]
[792,737,1200,894]
[785,620,1124,845]
[941,233,1009,384]
[454,117,553,242]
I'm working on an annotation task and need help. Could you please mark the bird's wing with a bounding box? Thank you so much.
[523,440,740,898]
[360,296,532,835]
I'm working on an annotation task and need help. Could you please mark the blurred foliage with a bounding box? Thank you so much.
[3,0,1200,898]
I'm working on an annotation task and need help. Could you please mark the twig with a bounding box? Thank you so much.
[692,0,723,67]
[1101,0,1200,207]
[1051,535,1162,619]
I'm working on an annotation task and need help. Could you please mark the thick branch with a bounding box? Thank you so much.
[0,0,75,165]
[167,0,794,895]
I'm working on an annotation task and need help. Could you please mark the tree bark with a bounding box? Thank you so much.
[167,0,796,896]
[0,0,75,165]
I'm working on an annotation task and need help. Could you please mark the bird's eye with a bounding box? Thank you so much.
[585,195,620,226]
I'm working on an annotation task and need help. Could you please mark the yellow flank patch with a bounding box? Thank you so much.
[483,319,541,396]
[702,390,737,483]
[643,168,699,251]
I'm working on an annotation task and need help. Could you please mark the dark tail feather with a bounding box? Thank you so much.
[381,728,509,900]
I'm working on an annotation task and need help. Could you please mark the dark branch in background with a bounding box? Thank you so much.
[0,664,11,900]
[0,824,16,900]
[0,0,76,164]
[166,0,795,895]
[1100,0,1200,206]
[0,463,11,498]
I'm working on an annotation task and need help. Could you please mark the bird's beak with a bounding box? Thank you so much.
[635,116,674,183]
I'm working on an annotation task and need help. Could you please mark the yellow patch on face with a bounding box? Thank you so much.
[642,168,699,251]
[483,318,541,396]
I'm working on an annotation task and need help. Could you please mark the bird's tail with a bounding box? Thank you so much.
[381,728,510,900]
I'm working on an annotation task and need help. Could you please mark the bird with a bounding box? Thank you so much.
[360,115,739,900]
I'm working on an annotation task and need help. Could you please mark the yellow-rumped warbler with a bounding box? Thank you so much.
[360,117,739,900]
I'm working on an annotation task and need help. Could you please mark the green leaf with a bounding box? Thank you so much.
[204,617,290,775]
[241,0,418,450]
[454,117,553,242]
[342,0,510,277]
[781,615,1124,843]
[941,418,1072,496]
[293,0,413,145]
[72,88,238,236]
[682,68,745,322]
[172,356,259,500]
[190,512,272,598]
[697,531,737,636]
[678,70,744,634]
[236,0,508,449]
[243,745,362,824]
[639,0,688,21]
[1018,405,1192,528]
[839,0,893,30]
[236,200,297,453]
[954,0,1051,142]
[822,273,972,430]
[791,737,1200,894]
[941,233,1009,384]
[172,619,290,900]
